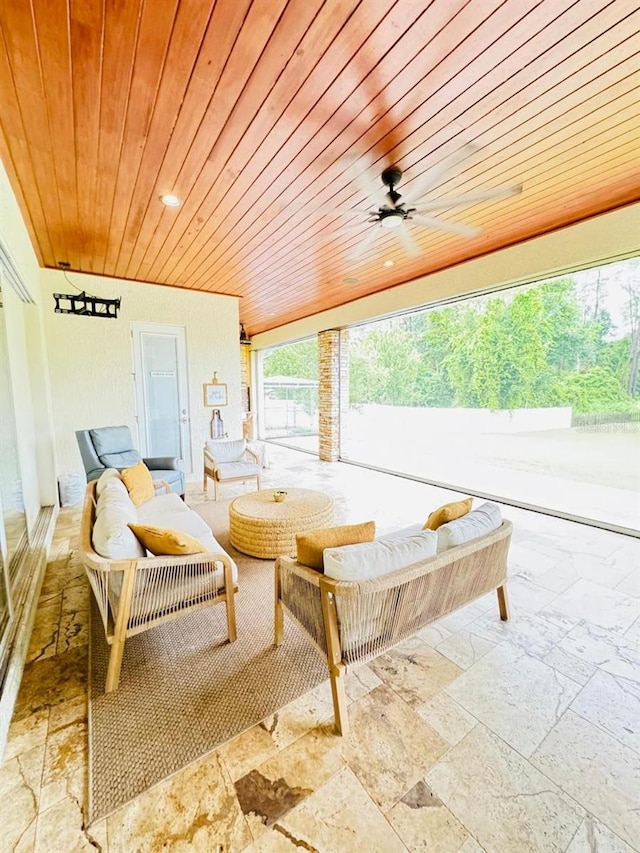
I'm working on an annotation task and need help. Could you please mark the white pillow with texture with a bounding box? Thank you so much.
[323,527,437,581]
[205,438,246,463]
[95,468,122,497]
[96,478,136,521]
[92,505,145,559]
[437,502,503,552]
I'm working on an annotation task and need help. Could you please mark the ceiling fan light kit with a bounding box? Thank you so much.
[333,150,523,260]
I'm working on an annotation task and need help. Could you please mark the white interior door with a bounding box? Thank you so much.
[131,323,192,474]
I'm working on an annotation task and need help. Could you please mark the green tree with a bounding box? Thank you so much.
[263,339,318,380]
[551,366,634,413]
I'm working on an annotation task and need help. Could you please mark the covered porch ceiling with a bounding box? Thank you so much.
[0,0,638,335]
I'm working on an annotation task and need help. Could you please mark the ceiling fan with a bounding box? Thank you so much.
[322,148,523,260]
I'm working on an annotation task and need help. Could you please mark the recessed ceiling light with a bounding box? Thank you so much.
[160,194,181,207]
[383,260,395,267]
[342,277,359,284]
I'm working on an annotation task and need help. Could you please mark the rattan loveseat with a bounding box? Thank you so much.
[275,519,512,734]
[80,480,238,692]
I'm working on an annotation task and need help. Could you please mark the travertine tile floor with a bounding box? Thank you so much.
[2,446,639,853]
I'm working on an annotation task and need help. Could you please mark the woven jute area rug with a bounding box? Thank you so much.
[88,497,328,821]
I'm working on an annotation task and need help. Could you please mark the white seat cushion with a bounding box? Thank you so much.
[93,505,145,559]
[437,502,503,552]
[138,510,214,542]
[135,492,191,522]
[323,527,437,581]
[216,461,260,480]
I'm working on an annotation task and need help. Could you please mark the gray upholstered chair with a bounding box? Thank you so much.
[76,425,185,497]
[203,438,261,499]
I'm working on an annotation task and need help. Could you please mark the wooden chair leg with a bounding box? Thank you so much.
[223,561,237,642]
[105,639,125,692]
[274,561,284,646]
[329,663,349,737]
[497,584,509,621]
[213,477,218,500]
[321,585,349,736]
[105,563,136,692]
[203,469,207,494]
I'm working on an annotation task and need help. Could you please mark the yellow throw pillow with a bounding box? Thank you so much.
[424,498,473,530]
[296,521,375,572]
[128,524,207,556]
[120,461,155,506]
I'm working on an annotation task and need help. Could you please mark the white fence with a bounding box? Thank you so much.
[346,405,572,435]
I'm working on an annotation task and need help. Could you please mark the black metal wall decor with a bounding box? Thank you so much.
[53,291,121,318]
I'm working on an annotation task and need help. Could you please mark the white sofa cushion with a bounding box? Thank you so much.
[95,468,121,496]
[205,438,246,462]
[96,478,136,519]
[437,502,503,552]
[136,492,191,521]
[138,508,215,542]
[93,505,145,559]
[216,461,259,480]
[323,526,437,581]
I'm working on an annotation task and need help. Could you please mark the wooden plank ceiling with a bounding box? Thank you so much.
[0,0,638,335]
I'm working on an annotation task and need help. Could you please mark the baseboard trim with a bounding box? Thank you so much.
[0,505,58,753]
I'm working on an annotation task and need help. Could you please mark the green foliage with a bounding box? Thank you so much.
[263,339,318,380]
[550,366,635,414]
[268,267,640,417]
[347,274,639,415]
[598,337,631,387]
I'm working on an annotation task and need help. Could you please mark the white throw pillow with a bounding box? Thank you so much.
[323,527,437,581]
[92,505,145,559]
[95,468,122,496]
[205,438,246,463]
[437,502,503,552]
[96,478,137,521]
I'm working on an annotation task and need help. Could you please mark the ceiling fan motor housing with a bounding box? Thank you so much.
[381,166,403,189]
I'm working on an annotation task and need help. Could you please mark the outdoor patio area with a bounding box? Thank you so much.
[274,411,640,531]
[2,445,638,852]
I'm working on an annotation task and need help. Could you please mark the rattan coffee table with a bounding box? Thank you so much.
[229,488,334,558]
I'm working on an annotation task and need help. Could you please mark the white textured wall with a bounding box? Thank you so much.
[40,270,240,481]
[0,162,56,521]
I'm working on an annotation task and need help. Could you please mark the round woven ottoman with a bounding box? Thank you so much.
[229,488,334,558]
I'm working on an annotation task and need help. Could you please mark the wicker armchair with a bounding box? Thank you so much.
[80,482,237,691]
[275,521,512,735]
[203,438,261,499]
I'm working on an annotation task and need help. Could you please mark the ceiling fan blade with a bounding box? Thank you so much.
[333,222,369,237]
[401,143,479,205]
[349,224,382,260]
[413,184,523,212]
[411,214,479,237]
[311,204,376,216]
[396,224,420,257]
[318,222,367,244]
[343,157,388,208]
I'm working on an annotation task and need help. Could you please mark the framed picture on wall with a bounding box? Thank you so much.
[203,382,228,406]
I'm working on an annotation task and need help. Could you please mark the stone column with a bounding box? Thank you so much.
[318,329,341,461]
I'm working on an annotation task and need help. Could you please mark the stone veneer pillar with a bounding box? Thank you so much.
[318,329,348,462]
[240,345,249,414]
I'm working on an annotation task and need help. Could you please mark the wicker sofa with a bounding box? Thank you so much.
[80,477,237,692]
[275,516,512,734]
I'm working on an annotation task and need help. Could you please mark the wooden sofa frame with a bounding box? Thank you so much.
[275,520,512,735]
[80,481,237,692]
